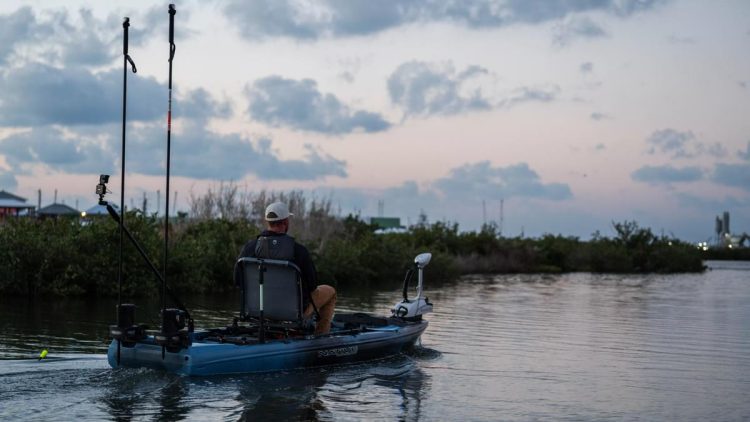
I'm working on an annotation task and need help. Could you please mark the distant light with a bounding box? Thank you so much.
[668,241,672,246]
[81,211,86,217]
[702,246,708,251]
[728,244,733,249]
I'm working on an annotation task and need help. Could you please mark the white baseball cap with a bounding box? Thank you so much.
[264,202,293,222]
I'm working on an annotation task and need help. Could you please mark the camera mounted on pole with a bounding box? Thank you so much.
[96,174,110,205]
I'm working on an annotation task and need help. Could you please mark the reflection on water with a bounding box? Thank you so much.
[1,261,749,420]
[0,353,430,421]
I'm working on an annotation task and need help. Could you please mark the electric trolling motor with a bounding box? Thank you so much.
[392,253,434,320]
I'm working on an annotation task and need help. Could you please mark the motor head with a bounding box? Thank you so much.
[414,252,432,269]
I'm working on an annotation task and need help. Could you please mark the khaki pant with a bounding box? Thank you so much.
[304,284,336,335]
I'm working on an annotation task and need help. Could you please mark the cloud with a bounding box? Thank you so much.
[127,5,189,47]
[631,165,703,185]
[388,61,557,118]
[0,7,38,65]
[645,128,726,159]
[175,88,233,122]
[251,142,348,181]
[553,16,607,46]
[246,76,390,134]
[590,112,609,120]
[313,161,573,228]
[321,161,573,227]
[323,0,416,36]
[222,0,328,40]
[388,61,493,117]
[433,161,572,201]
[711,163,750,191]
[659,141,750,192]
[0,64,164,126]
[0,170,18,190]
[54,9,116,67]
[318,180,441,218]
[503,85,558,108]
[0,65,230,127]
[0,121,346,182]
[580,62,594,73]
[0,6,162,68]
[223,0,664,41]
[646,130,693,156]
[738,141,750,160]
[701,143,727,157]
[382,180,441,209]
[0,126,117,175]
[676,192,750,210]
[316,161,576,234]
[127,120,347,181]
[494,0,663,22]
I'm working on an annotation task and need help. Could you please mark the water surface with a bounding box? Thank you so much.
[1,261,749,420]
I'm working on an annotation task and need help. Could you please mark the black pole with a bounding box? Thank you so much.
[118,17,137,365]
[163,4,176,318]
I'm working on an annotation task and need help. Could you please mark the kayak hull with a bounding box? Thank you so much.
[108,317,427,376]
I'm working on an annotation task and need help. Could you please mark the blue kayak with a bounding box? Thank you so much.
[107,314,428,376]
[107,253,434,376]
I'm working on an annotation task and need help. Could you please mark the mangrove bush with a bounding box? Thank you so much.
[0,188,706,297]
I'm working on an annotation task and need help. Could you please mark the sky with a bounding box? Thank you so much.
[0,0,748,241]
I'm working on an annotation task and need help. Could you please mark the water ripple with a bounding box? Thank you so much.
[1,262,750,420]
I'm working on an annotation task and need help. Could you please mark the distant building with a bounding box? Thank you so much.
[0,190,35,219]
[370,217,402,230]
[713,211,749,248]
[370,216,407,234]
[38,203,80,219]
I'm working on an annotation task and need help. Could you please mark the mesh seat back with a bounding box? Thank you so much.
[238,257,303,322]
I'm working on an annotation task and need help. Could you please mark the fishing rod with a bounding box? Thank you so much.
[104,8,192,363]
[163,3,176,323]
[157,4,193,359]
[116,16,137,365]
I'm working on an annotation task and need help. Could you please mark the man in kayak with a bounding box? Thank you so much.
[238,201,337,335]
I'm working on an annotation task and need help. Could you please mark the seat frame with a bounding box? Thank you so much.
[235,257,314,341]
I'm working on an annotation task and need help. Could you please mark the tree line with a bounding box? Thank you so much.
[0,188,708,297]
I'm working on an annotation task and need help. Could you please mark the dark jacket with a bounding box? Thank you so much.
[237,231,318,307]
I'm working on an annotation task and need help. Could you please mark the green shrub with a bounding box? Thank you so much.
[0,209,708,298]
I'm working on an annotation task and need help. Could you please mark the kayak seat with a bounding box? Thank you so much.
[235,257,309,332]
